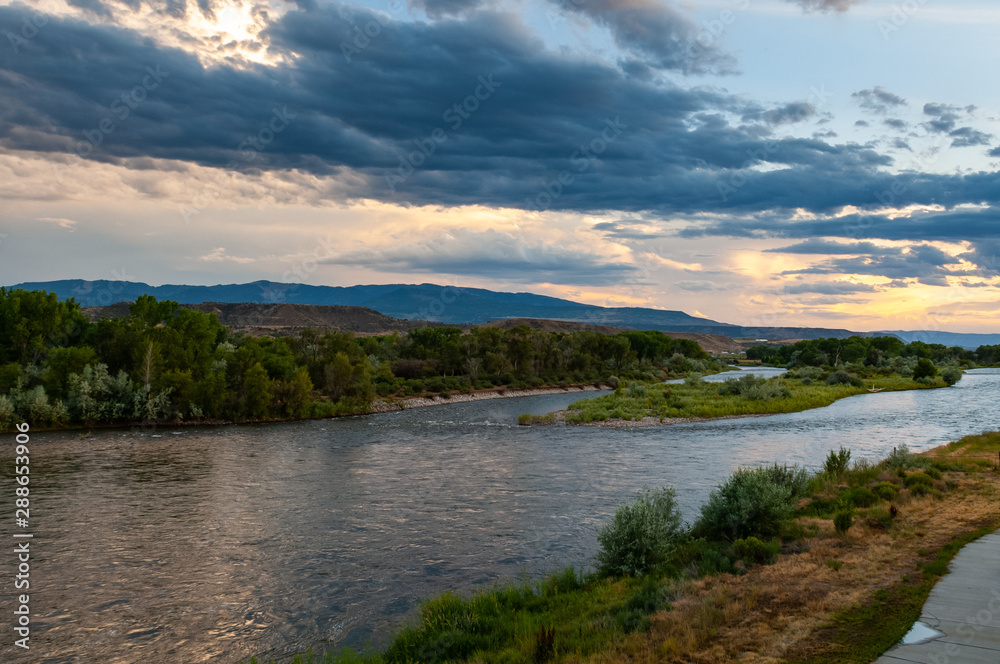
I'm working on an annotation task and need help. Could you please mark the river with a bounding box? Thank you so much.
[2,368,998,663]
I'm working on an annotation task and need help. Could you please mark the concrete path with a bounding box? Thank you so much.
[875,532,1000,664]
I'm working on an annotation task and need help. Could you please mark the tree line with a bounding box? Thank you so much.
[0,289,718,430]
[746,336,992,371]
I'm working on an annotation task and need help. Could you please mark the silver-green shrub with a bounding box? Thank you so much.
[694,467,795,541]
[596,486,684,578]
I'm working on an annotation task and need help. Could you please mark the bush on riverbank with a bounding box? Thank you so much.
[595,486,685,577]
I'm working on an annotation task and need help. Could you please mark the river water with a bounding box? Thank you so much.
[2,368,999,663]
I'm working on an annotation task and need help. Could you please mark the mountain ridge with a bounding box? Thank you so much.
[10,279,1000,347]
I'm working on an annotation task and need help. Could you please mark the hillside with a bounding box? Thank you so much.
[83,302,438,335]
[15,279,1000,346]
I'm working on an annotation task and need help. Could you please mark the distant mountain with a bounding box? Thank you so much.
[877,330,1000,348]
[10,279,1000,346]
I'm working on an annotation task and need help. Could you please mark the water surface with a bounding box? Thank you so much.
[2,368,998,663]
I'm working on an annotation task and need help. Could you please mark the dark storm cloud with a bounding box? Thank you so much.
[2,3,1000,222]
[552,0,735,75]
[324,228,636,285]
[852,87,906,114]
[407,0,482,18]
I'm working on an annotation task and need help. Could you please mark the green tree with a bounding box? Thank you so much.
[243,362,272,419]
[913,358,938,380]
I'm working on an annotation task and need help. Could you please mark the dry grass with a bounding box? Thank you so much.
[592,438,1000,664]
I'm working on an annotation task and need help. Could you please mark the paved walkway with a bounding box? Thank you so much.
[875,532,1000,664]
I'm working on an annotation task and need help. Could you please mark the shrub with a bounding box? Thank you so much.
[941,366,963,386]
[695,467,795,541]
[924,466,942,480]
[913,358,938,380]
[834,509,854,535]
[732,537,780,565]
[826,370,854,385]
[596,486,684,578]
[625,382,647,398]
[884,445,922,470]
[847,486,879,508]
[865,506,893,529]
[763,463,812,499]
[824,447,852,476]
[904,473,934,489]
[874,481,900,501]
[614,578,672,633]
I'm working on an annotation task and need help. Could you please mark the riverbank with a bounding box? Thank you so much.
[526,374,950,428]
[252,431,1000,664]
[370,383,610,412]
[3,381,616,435]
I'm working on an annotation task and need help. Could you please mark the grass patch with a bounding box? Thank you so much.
[789,524,999,664]
[560,375,936,424]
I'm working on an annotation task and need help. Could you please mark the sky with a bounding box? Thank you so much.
[1,0,1000,332]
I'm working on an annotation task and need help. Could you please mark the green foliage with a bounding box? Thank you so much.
[884,444,923,470]
[612,578,672,633]
[694,466,796,541]
[596,486,684,578]
[913,358,938,380]
[903,472,934,489]
[717,373,791,401]
[732,536,780,565]
[824,447,852,476]
[941,366,963,386]
[833,508,854,535]
[874,481,900,501]
[846,486,879,508]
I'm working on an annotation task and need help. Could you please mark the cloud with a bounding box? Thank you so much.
[782,281,877,295]
[37,217,78,230]
[921,102,977,135]
[199,247,255,263]
[676,280,723,292]
[883,118,907,130]
[3,4,1000,224]
[324,228,637,285]
[765,239,886,255]
[745,102,817,126]
[552,0,735,75]
[407,0,484,18]
[789,0,866,12]
[852,87,907,114]
[592,220,665,240]
[782,243,964,286]
[949,127,993,148]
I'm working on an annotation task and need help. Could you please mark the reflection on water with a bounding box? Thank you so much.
[2,369,999,663]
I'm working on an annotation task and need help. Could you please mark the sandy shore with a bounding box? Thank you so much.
[369,384,609,412]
